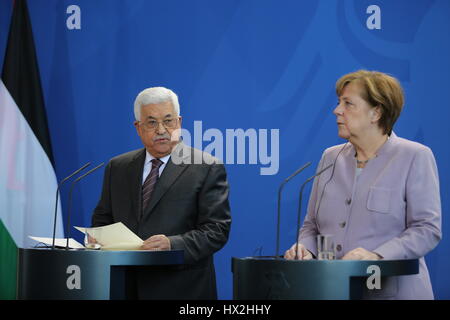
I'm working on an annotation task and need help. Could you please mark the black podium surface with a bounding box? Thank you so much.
[232,257,419,300]
[18,248,184,300]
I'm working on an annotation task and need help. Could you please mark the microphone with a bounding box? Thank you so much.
[52,162,91,249]
[315,142,348,230]
[65,163,105,250]
[275,162,311,258]
[295,163,333,260]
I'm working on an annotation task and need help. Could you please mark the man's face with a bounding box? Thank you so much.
[134,101,182,158]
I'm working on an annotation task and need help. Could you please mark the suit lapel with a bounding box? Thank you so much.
[142,142,191,219]
[337,144,357,194]
[127,149,146,222]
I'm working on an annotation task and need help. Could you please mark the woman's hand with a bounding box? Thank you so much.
[342,247,382,260]
[284,243,313,260]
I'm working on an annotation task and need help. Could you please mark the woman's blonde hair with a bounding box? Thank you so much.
[336,70,404,135]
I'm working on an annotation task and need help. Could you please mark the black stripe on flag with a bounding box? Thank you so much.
[1,0,55,165]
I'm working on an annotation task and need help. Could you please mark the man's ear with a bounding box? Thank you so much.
[134,121,141,136]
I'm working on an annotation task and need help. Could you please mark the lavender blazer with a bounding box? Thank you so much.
[299,132,442,299]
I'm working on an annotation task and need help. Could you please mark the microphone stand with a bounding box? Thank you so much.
[275,162,311,258]
[52,162,91,249]
[65,163,104,250]
[295,163,333,260]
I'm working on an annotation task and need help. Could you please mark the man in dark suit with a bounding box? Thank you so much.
[92,87,231,299]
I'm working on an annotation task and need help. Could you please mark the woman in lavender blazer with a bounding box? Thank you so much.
[284,70,442,299]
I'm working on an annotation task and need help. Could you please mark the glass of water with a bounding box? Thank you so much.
[317,234,335,260]
[84,227,102,250]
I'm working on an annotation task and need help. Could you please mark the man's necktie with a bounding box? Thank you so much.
[142,158,163,213]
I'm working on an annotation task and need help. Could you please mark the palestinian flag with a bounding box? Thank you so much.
[0,0,64,299]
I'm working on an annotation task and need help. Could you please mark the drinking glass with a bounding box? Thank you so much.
[84,228,102,250]
[317,234,335,260]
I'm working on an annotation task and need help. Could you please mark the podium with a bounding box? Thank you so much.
[17,248,184,300]
[232,257,419,300]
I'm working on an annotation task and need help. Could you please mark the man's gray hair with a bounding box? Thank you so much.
[134,87,180,120]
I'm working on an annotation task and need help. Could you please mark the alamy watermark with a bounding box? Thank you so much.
[366,265,381,290]
[171,121,279,176]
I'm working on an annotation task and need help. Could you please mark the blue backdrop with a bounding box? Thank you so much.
[1,0,449,299]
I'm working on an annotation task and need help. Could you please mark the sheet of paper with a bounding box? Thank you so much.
[29,236,84,249]
[74,222,144,250]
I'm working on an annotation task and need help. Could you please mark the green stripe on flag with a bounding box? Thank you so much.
[0,219,18,300]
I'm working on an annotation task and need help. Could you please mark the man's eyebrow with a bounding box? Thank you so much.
[145,114,174,120]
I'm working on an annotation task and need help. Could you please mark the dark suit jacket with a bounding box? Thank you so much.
[92,143,231,299]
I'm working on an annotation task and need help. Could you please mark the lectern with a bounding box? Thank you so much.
[17,248,184,299]
[232,257,419,300]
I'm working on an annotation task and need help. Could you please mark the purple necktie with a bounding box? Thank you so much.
[142,158,163,213]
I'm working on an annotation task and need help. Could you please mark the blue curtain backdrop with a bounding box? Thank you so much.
[1,0,449,299]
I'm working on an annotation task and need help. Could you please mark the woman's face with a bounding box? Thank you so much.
[333,82,378,140]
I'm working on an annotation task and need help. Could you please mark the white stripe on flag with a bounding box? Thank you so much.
[0,79,64,248]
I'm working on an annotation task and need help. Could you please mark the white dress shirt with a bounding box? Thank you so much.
[142,151,171,184]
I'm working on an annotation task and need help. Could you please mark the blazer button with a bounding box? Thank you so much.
[336,244,342,252]
[346,198,352,205]
[339,221,346,228]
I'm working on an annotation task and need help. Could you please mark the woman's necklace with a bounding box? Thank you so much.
[355,153,377,167]
[356,158,370,165]
[355,135,388,167]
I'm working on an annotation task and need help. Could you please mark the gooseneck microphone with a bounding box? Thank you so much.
[275,162,311,258]
[295,163,333,260]
[65,163,104,250]
[52,162,91,249]
[315,143,348,230]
